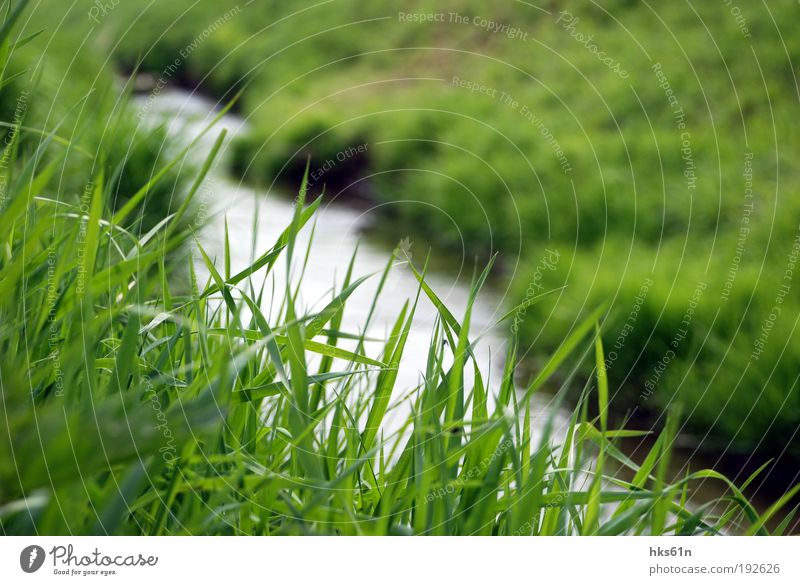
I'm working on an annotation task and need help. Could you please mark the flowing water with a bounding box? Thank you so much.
[136,89,778,525]
[138,89,570,439]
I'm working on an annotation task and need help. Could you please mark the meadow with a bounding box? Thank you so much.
[84,0,800,472]
[1,0,799,533]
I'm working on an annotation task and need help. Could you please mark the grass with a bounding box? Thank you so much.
[2,0,798,536]
[45,0,798,466]
[0,111,795,537]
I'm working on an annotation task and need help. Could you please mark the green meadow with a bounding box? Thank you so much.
[1,0,799,534]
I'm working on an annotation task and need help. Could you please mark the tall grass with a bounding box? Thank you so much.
[1,128,796,536]
[54,0,800,464]
[1,1,797,536]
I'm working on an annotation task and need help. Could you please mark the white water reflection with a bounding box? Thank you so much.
[136,89,570,440]
[130,89,780,530]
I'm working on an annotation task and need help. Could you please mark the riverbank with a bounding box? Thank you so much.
[19,0,800,482]
[146,87,788,526]
[5,0,798,534]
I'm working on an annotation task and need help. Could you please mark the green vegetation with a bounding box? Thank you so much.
[1,92,794,536]
[2,0,799,534]
[48,0,794,466]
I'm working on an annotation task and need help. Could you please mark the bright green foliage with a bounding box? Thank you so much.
[1,0,796,536]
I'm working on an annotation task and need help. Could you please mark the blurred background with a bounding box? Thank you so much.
[5,0,799,510]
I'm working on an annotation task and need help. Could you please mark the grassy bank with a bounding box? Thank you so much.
[34,0,794,468]
[0,90,794,535]
[2,0,798,533]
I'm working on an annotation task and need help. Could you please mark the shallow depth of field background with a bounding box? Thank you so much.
[2,0,799,532]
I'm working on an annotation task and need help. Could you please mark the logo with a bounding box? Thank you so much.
[20,545,46,573]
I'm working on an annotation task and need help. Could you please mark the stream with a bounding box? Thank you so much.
[135,88,776,527]
[137,89,571,440]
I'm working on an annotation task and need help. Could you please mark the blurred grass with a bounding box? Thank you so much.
[0,83,790,534]
[2,0,799,532]
[26,0,793,466]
